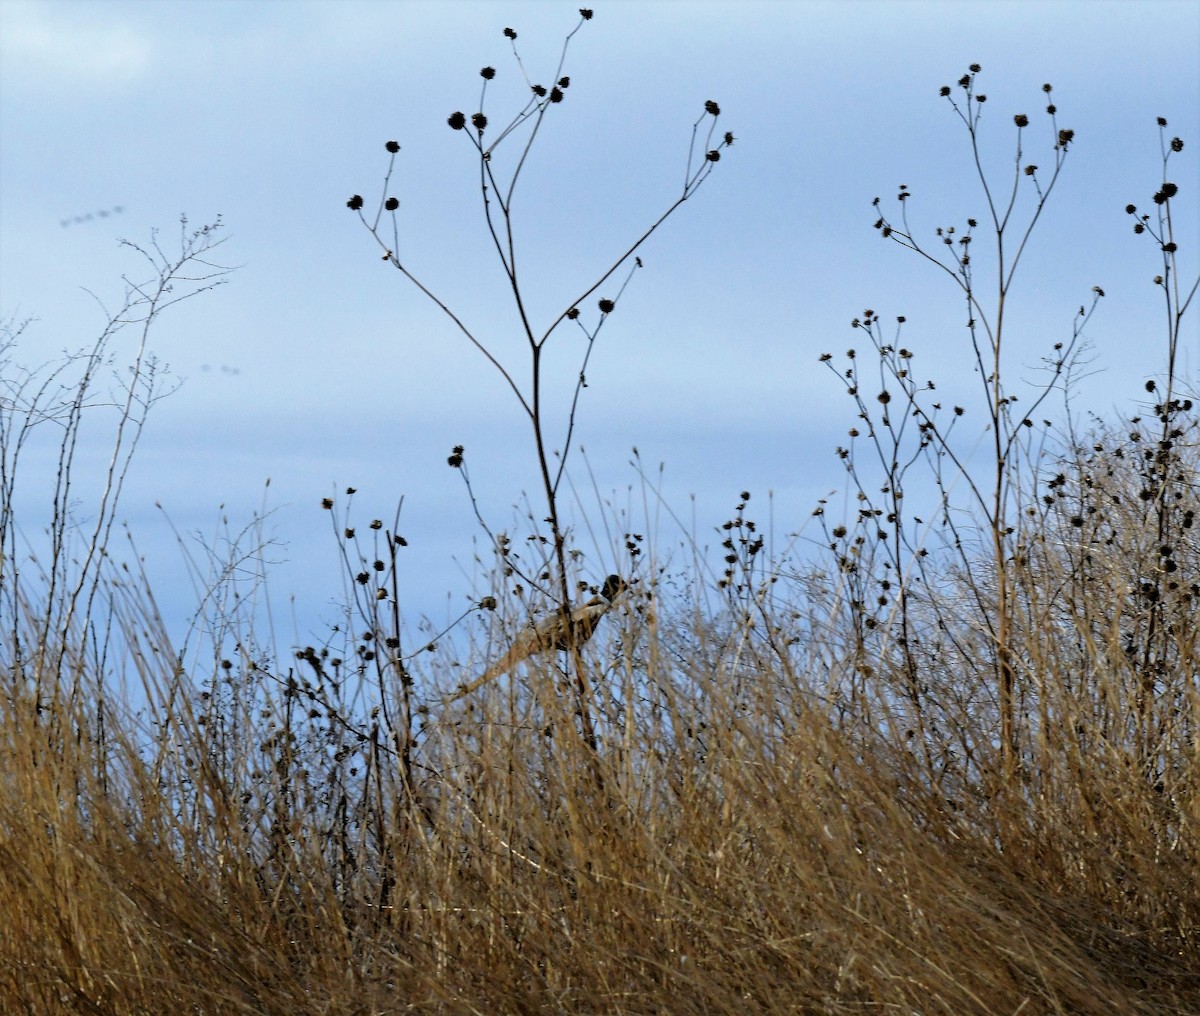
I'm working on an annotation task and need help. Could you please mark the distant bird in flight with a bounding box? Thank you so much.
[450,574,627,702]
[60,205,124,228]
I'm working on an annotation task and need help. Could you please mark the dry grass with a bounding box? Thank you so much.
[2,467,1197,1016]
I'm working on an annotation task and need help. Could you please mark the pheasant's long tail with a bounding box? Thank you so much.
[448,591,617,704]
[447,638,539,703]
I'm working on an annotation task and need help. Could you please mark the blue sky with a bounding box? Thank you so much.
[1,0,1197,657]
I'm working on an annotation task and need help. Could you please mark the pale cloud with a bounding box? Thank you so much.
[0,1,152,90]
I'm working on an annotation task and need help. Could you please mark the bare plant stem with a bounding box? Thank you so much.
[872,70,1076,785]
[349,15,732,760]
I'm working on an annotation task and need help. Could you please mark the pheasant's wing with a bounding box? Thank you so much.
[567,595,611,644]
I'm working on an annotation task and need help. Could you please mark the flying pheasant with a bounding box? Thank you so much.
[450,575,627,702]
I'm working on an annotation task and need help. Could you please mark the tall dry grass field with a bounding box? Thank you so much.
[2,509,1198,1013]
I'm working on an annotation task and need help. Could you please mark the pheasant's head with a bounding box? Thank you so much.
[600,574,627,602]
